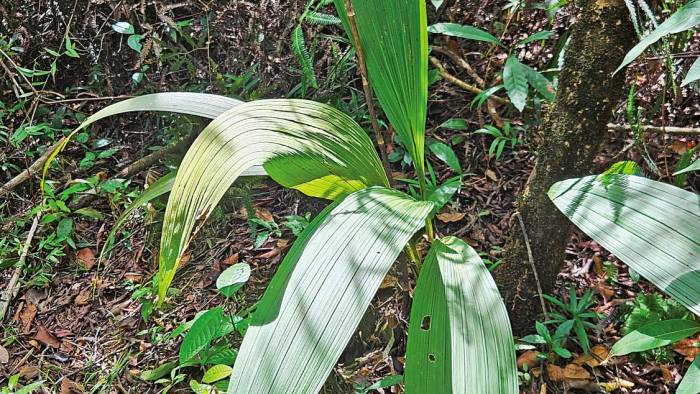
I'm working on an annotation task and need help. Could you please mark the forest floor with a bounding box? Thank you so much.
[0,1,699,393]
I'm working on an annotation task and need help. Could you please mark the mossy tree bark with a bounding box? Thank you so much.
[493,0,635,335]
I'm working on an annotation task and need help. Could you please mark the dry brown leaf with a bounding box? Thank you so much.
[60,378,84,394]
[547,364,591,382]
[592,255,604,277]
[19,365,40,380]
[379,274,399,289]
[254,207,274,222]
[74,289,91,306]
[484,169,499,181]
[599,378,634,392]
[517,350,540,370]
[222,253,240,266]
[660,364,673,383]
[671,140,690,155]
[0,345,8,364]
[436,211,466,223]
[75,248,96,270]
[595,281,615,300]
[573,345,609,367]
[34,326,60,348]
[19,302,37,334]
[673,334,700,361]
[539,383,547,394]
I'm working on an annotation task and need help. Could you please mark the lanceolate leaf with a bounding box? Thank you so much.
[615,0,700,74]
[158,99,389,302]
[682,56,700,86]
[227,187,433,393]
[521,63,555,102]
[674,157,700,175]
[677,356,700,394]
[292,25,318,93]
[335,0,429,175]
[427,22,504,47]
[43,93,243,183]
[548,175,700,316]
[504,56,528,112]
[404,237,518,394]
[610,319,700,356]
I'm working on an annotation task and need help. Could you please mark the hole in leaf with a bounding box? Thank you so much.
[428,353,436,363]
[421,315,431,331]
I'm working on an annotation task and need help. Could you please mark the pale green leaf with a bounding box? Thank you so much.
[504,56,528,111]
[674,158,700,175]
[615,0,700,73]
[682,57,700,86]
[112,22,134,35]
[227,187,433,393]
[678,356,700,394]
[157,99,388,302]
[610,319,700,356]
[139,360,178,381]
[43,93,244,183]
[216,263,251,298]
[335,0,429,174]
[549,175,700,316]
[427,23,504,47]
[202,364,233,384]
[404,237,517,394]
[438,118,469,130]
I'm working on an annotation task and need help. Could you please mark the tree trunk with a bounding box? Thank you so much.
[493,0,635,335]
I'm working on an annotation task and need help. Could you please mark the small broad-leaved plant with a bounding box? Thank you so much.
[48,1,519,392]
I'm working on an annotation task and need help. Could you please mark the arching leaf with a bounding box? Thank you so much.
[43,93,243,183]
[549,174,700,316]
[157,99,389,302]
[227,187,433,393]
[428,23,504,47]
[615,0,700,74]
[405,236,518,394]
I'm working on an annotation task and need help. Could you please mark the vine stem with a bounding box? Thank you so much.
[342,0,394,187]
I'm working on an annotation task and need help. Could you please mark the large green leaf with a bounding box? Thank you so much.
[43,93,243,182]
[334,0,429,175]
[549,174,700,316]
[158,99,389,302]
[227,187,433,393]
[427,23,504,47]
[678,356,700,394]
[610,319,700,356]
[674,157,700,175]
[404,236,517,394]
[615,0,700,74]
[504,56,528,112]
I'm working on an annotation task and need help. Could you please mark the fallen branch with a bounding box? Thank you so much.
[0,213,41,321]
[513,211,549,322]
[0,138,66,198]
[607,123,700,135]
[431,45,485,87]
[429,56,510,106]
[117,132,198,178]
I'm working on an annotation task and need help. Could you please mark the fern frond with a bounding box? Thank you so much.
[306,11,341,25]
[292,25,318,93]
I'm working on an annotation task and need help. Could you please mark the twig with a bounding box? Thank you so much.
[0,138,66,198]
[513,212,549,321]
[607,123,700,135]
[431,45,485,87]
[116,132,198,178]
[343,0,394,187]
[430,56,510,106]
[0,213,41,321]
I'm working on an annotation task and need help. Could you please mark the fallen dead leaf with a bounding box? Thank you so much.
[574,345,609,367]
[484,169,499,181]
[34,326,60,348]
[60,378,84,394]
[599,378,634,392]
[671,140,690,155]
[595,281,615,300]
[254,207,274,222]
[437,211,466,223]
[75,248,96,270]
[517,350,540,370]
[379,274,399,289]
[74,289,91,306]
[592,255,604,277]
[673,334,700,361]
[539,383,547,394]
[547,364,591,382]
[660,364,673,383]
[19,365,40,380]
[222,252,240,266]
[0,345,8,364]
[18,302,37,334]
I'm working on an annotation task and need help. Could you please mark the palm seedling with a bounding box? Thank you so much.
[47,1,518,393]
